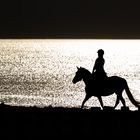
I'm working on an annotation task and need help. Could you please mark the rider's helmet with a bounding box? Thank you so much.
[97,49,104,55]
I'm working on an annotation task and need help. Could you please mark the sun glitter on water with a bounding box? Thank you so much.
[0,39,140,110]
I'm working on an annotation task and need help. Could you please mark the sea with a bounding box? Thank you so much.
[0,39,140,110]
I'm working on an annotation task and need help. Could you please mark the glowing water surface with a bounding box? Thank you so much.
[0,39,140,110]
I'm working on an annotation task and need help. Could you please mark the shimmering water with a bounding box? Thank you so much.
[0,39,140,110]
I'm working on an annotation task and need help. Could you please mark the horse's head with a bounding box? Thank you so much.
[72,66,91,84]
[72,67,83,84]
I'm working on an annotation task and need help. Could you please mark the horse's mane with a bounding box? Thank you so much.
[80,67,92,76]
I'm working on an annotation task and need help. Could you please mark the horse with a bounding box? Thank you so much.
[72,66,140,109]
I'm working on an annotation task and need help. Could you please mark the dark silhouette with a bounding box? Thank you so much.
[92,49,107,84]
[72,66,140,109]
[0,104,140,138]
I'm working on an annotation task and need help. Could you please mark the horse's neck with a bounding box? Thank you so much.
[82,70,92,85]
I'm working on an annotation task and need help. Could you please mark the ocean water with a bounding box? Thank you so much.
[0,39,140,110]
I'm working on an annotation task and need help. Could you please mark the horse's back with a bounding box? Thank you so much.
[107,76,126,90]
[108,76,126,82]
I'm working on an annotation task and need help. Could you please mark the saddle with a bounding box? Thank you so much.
[92,72,108,88]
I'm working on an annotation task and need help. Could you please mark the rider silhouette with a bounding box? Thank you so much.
[92,49,107,81]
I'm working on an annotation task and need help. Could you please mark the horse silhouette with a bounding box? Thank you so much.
[72,66,140,109]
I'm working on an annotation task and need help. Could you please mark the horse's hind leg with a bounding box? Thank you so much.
[114,95,120,109]
[115,92,126,108]
[97,96,104,109]
[119,95,126,107]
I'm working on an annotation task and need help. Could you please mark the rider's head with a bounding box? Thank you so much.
[97,49,104,57]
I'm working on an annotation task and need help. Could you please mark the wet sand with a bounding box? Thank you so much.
[0,104,139,139]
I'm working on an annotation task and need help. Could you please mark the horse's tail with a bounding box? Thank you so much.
[124,80,140,108]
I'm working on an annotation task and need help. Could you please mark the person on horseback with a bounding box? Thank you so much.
[92,49,107,82]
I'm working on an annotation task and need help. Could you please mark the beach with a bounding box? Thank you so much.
[0,104,139,139]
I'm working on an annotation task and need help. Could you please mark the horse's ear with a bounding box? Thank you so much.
[76,66,79,70]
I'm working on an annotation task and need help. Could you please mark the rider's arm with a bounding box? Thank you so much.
[92,59,97,73]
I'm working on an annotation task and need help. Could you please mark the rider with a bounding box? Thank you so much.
[92,49,107,81]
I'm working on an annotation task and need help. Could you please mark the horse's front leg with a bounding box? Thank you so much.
[97,96,104,109]
[81,95,90,109]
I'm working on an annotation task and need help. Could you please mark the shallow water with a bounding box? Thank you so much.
[0,39,140,110]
